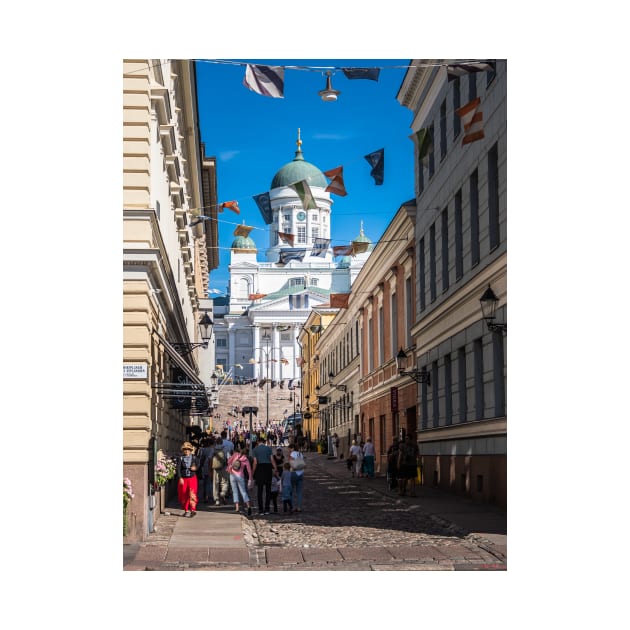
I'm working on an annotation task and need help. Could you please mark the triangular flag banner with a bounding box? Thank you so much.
[410,128,433,166]
[296,357,304,367]
[364,148,384,185]
[243,64,284,98]
[279,248,306,264]
[342,67,380,81]
[289,180,318,210]
[447,62,495,82]
[233,223,253,238]
[278,231,295,246]
[249,293,267,300]
[323,166,348,196]
[311,237,330,258]
[456,97,484,145]
[351,240,370,255]
[221,201,240,214]
[333,244,353,257]
[280,358,289,365]
[253,192,273,224]
[330,293,350,308]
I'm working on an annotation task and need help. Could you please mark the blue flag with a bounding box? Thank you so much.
[253,192,273,224]
[342,67,380,81]
[364,148,384,185]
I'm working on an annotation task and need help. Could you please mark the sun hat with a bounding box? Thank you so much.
[181,441,194,451]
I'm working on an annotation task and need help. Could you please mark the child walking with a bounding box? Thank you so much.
[281,462,293,513]
[270,468,281,513]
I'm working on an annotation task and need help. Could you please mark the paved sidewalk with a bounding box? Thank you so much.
[124,451,506,570]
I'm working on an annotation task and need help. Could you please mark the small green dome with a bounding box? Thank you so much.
[271,139,327,189]
[231,235,257,250]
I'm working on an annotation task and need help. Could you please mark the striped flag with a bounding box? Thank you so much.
[351,240,370,255]
[289,180,318,210]
[333,244,353,257]
[447,62,495,81]
[243,64,285,98]
[279,248,306,264]
[323,166,348,196]
[221,200,240,214]
[456,97,485,145]
[311,237,330,258]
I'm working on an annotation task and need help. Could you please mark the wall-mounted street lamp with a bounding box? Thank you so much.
[480,285,507,333]
[396,348,431,385]
[172,312,214,355]
[328,371,347,392]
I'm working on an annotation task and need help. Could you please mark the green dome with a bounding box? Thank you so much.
[271,146,327,189]
[231,235,257,250]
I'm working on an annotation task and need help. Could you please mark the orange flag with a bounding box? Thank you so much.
[249,293,267,300]
[330,293,350,308]
[221,201,241,214]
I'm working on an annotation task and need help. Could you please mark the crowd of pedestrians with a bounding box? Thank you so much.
[174,427,309,517]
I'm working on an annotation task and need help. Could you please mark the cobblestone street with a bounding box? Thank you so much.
[128,453,506,571]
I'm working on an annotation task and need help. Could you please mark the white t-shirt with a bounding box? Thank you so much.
[290,450,305,476]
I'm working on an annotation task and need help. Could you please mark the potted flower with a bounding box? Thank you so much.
[155,455,177,489]
[123,477,134,536]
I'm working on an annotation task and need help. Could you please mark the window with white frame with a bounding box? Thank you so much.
[297,226,306,243]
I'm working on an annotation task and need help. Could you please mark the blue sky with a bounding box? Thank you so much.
[195,59,416,293]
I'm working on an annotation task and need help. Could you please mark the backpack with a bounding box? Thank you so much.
[402,444,417,467]
[212,448,226,470]
[231,457,242,471]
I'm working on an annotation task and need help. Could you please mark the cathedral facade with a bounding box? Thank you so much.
[213,134,372,392]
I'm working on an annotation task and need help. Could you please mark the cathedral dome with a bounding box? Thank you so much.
[270,133,327,189]
[231,235,257,251]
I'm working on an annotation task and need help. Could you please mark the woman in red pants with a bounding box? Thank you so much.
[176,442,199,517]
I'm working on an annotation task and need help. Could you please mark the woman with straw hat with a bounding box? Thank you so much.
[176,442,199,517]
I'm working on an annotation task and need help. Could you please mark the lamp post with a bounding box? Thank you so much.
[480,285,507,333]
[396,348,431,385]
[172,312,214,355]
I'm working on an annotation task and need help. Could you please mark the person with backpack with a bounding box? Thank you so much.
[212,437,229,505]
[196,435,214,504]
[397,434,420,497]
[226,445,253,516]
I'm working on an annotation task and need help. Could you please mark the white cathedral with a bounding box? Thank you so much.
[213,132,373,386]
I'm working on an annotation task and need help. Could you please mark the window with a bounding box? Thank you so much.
[311,227,319,241]
[391,292,398,358]
[289,277,304,286]
[378,306,384,365]
[453,77,461,139]
[488,142,500,250]
[444,354,452,425]
[297,226,306,244]
[474,338,484,420]
[428,124,435,178]
[405,276,413,347]
[216,337,227,347]
[455,189,463,280]
[156,200,161,220]
[421,372,429,430]
[432,360,439,427]
[470,169,480,266]
[429,225,436,302]
[379,415,386,455]
[368,318,373,372]
[419,238,426,311]
[418,156,424,195]
[493,331,506,417]
[458,347,467,423]
[441,208,449,292]
[283,213,291,223]
[311,278,318,286]
[469,72,477,101]
[486,63,497,87]
[440,99,447,161]
[311,211,319,222]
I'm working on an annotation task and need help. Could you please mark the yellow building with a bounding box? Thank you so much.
[123,60,218,542]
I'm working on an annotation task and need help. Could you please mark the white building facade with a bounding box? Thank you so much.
[214,135,372,400]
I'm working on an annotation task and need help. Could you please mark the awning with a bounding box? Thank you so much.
[157,332,205,386]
